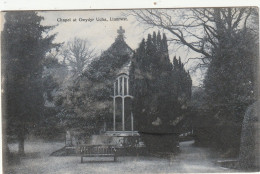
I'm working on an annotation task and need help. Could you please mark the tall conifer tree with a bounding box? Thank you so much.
[130,32,192,135]
[2,12,58,155]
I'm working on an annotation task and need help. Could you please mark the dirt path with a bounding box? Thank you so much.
[167,140,238,172]
[6,140,238,173]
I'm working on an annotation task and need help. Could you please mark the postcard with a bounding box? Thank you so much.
[1,6,259,173]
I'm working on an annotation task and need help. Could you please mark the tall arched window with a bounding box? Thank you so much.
[112,73,134,132]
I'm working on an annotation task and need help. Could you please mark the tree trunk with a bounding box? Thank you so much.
[18,131,25,156]
[2,131,11,167]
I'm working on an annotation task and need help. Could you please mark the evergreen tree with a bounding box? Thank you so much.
[58,33,133,135]
[2,12,58,155]
[130,32,192,136]
[202,30,258,155]
[35,55,67,140]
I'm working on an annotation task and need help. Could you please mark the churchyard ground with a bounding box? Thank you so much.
[5,140,239,173]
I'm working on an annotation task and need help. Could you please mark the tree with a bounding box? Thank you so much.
[131,8,258,155]
[131,8,256,67]
[202,29,258,154]
[130,32,192,151]
[61,37,95,76]
[2,12,58,155]
[56,33,133,136]
[52,38,96,136]
[34,54,68,140]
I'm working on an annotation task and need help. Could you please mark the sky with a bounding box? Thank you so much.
[40,10,143,53]
[20,10,206,86]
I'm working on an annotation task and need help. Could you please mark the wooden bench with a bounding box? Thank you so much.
[78,144,117,163]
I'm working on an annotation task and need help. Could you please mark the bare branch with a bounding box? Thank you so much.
[130,7,254,69]
[61,37,96,76]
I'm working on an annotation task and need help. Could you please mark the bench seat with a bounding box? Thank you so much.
[78,145,117,163]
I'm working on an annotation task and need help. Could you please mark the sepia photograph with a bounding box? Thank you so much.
[1,6,259,173]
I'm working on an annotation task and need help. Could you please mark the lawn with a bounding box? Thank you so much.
[5,140,237,173]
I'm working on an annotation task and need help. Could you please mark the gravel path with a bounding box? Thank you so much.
[6,140,238,173]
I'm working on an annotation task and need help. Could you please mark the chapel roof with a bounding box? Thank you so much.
[117,60,132,76]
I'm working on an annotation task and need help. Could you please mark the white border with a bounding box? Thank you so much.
[1,1,259,174]
[0,0,260,11]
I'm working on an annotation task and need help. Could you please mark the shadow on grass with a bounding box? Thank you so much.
[80,160,118,164]
[5,152,41,165]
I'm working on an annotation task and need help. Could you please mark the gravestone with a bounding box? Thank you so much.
[65,130,72,146]
[65,130,80,146]
[239,100,260,171]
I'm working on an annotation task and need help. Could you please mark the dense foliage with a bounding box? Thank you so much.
[130,32,192,134]
[2,12,58,154]
[196,29,259,156]
[34,56,68,140]
[56,36,133,135]
[133,7,259,157]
